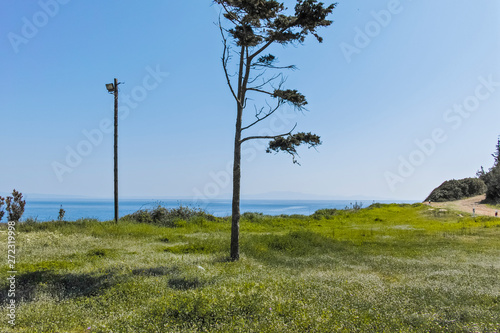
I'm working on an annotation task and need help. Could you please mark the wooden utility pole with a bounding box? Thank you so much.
[106,78,121,224]
[113,78,119,224]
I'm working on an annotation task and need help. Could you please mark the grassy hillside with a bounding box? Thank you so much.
[1,204,499,332]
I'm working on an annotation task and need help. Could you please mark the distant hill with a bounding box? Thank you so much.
[241,191,397,201]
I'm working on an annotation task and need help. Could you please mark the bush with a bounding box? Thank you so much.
[347,201,363,211]
[126,204,216,227]
[425,178,487,202]
[312,208,338,219]
[483,166,500,203]
[241,212,264,221]
[5,189,26,221]
[367,203,384,209]
[461,177,487,196]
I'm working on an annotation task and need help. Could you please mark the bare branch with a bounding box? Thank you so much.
[254,105,265,118]
[252,62,297,71]
[246,87,274,96]
[242,101,282,131]
[240,123,297,143]
[246,75,285,98]
[258,64,297,70]
[247,70,266,85]
[249,73,283,90]
[243,97,249,109]
[219,19,240,105]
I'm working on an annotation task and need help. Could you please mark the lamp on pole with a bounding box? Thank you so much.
[106,78,122,224]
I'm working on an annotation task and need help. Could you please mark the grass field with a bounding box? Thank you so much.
[1,204,499,332]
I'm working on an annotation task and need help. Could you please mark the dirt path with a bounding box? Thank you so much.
[429,194,499,217]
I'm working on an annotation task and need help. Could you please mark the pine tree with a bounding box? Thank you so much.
[215,0,336,260]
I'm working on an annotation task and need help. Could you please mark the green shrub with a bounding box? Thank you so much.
[312,208,338,219]
[367,203,384,209]
[5,189,26,221]
[349,201,363,211]
[241,212,264,221]
[288,214,307,219]
[23,217,39,227]
[126,204,216,227]
[425,178,486,202]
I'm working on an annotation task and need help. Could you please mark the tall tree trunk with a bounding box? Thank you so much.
[231,103,243,261]
[230,44,247,261]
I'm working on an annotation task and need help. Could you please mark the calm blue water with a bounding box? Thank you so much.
[21,198,417,222]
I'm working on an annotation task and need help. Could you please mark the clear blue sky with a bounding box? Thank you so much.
[1,0,499,201]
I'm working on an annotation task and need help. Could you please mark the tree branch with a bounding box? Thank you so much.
[241,101,282,131]
[247,70,267,85]
[240,45,252,102]
[237,44,245,102]
[248,38,275,61]
[254,105,265,118]
[240,123,297,143]
[247,25,291,61]
[218,2,244,26]
[246,87,274,96]
[220,20,240,105]
[249,73,283,90]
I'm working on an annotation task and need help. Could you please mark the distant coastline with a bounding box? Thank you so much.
[21,198,418,222]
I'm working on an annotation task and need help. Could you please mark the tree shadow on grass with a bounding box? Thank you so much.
[213,256,235,263]
[0,264,200,304]
[131,265,179,277]
[0,270,120,304]
[167,277,203,290]
[131,266,206,290]
[240,231,352,267]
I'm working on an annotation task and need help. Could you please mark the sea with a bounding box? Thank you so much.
[20,198,418,222]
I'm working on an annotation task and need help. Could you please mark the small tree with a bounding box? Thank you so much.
[476,166,486,180]
[478,136,500,203]
[492,137,500,167]
[6,189,26,221]
[0,196,5,222]
[215,0,336,260]
[58,205,66,222]
[485,166,500,203]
